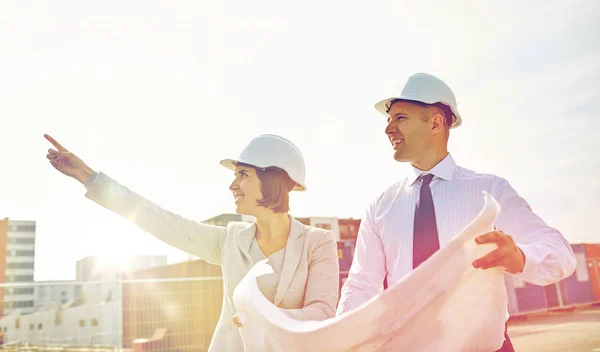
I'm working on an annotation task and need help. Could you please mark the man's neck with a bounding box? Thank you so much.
[410,149,449,171]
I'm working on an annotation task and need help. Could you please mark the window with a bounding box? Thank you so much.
[91,318,98,327]
[10,275,34,282]
[14,250,35,257]
[79,320,86,327]
[38,323,43,330]
[12,224,36,232]
[13,300,35,308]
[30,324,34,331]
[8,238,35,244]
[7,262,35,269]
[575,252,590,282]
[315,223,332,230]
[10,287,34,295]
[15,318,20,329]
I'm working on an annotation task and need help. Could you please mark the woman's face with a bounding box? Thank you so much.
[229,164,263,215]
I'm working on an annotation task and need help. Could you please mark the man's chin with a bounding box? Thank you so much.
[393,152,409,163]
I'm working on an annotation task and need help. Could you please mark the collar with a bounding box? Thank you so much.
[237,214,304,259]
[407,153,456,186]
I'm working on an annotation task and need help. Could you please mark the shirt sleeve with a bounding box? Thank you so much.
[336,201,387,315]
[492,177,576,285]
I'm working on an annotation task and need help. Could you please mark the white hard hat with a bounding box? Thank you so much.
[220,134,307,191]
[374,73,462,128]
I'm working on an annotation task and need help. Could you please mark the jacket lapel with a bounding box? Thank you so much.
[273,216,306,306]
[237,221,256,262]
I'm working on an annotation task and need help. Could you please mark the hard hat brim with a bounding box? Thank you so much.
[374,97,462,129]
[220,158,306,191]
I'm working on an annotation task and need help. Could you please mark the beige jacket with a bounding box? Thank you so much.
[85,172,339,351]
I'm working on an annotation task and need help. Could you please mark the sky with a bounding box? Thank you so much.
[0,0,598,281]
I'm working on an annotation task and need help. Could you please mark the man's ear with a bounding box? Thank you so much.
[431,113,445,135]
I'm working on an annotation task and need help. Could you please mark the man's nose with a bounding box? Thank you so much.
[385,122,397,136]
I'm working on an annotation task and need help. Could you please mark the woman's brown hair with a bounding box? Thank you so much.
[237,163,296,213]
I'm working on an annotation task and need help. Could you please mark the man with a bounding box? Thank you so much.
[336,73,576,351]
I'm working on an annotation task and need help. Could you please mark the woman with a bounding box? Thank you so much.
[44,133,339,351]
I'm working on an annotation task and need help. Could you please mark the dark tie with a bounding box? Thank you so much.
[413,173,440,269]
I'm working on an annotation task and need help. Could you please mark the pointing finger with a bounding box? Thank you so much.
[44,134,68,152]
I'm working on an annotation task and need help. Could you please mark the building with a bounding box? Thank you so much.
[76,255,168,305]
[202,213,361,241]
[33,281,78,311]
[338,218,361,240]
[122,259,223,351]
[0,219,36,316]
[297,217,361,241]
[0,259,223,348]
[76,255,168,282]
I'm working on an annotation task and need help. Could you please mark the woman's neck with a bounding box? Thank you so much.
[255,211,291,243]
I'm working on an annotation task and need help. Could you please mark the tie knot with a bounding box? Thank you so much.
[421,174,434,185]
